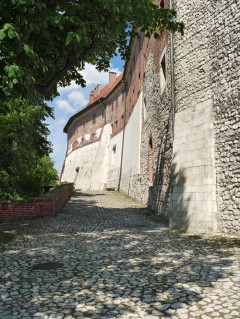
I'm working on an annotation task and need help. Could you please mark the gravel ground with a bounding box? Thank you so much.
[0,191,239,319]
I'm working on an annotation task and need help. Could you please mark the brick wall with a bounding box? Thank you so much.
[0,184,73,222]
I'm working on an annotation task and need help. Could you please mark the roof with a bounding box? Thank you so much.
[63,73,123,133]
[91,73,123,104]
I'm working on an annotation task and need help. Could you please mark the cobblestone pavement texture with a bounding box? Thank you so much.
[0,191,240,319]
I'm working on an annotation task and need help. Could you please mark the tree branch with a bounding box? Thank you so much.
[35,33,97,95]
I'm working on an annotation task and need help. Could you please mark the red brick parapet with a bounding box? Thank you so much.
[0,184,74,222]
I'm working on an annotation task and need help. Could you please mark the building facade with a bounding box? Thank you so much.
[61,0,240,235]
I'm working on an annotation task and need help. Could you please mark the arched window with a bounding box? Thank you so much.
[148,136,154,185]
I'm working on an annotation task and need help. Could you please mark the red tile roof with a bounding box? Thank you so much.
[90,73,123,105]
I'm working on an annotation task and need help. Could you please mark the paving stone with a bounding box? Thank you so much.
[0,191,239,319]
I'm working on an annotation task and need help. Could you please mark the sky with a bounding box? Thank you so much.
[46,55,125,175]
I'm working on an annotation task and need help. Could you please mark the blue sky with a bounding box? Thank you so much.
[46,55,125,174]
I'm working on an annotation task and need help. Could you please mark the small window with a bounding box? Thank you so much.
[115,120,118,131]
[161,55,166,81]
[160,0,164,8]
[92,113,96,124]
[148,136,154,185]
[91,133,95,141]
[81,137,84,144]
[112,145,116,164]
[160,48,167,93]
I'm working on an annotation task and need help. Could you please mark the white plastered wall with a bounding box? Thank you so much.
[120,92,142,193]
[61,141,100,190]
[107,131,123,189]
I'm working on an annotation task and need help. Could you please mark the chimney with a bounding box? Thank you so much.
[89,89,94,104]
[94,84,101,98]
[109,72,117,88]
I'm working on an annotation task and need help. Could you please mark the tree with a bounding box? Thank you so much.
[0,98,54,199]
[36,155,59,187]
[0,0,184,101]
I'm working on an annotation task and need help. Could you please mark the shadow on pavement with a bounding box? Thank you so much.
[0,191,239,318]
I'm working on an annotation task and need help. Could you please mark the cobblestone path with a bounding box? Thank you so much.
[0,191,240,319]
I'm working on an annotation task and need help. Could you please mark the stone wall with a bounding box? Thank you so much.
[170,0,218,232]
[210,0,240,234]
[60,0,239,234]
[139,31,173,215]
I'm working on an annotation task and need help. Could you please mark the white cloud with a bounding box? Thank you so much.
[80,63,122,86]
[68,90,88,107]
[56,100,76,113]
[57,63,122,95]
[58,81,80,93]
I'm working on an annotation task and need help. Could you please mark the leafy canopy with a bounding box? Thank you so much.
[0,98,57,200]
[0,0,184,100]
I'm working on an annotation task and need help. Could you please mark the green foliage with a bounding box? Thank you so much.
[0,0,184,100]
[54,181,71,188]
[0,99,56,200]
[0,231,14,244]
[36,155,59,187]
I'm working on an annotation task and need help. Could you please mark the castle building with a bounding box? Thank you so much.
[61,0,239,234]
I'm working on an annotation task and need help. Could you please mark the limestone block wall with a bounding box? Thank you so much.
[170,0,239,234]
[170,100,218,232]
[170,0,218,232]
[210,0,240,234]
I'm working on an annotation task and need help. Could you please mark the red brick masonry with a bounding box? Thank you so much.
[0,184,74,222]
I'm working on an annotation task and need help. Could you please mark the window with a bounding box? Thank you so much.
[160,48,167,93]
[115,120,118,131]
[160,0,164,8]
[92,113,96,124]
[148,136,154,185]
[161,55,166,80]
[91,133,95,141]
[112,145,116,164]
[81,137,84,144]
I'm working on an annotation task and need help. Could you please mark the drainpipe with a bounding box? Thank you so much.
[118,81,127,191]
[169,0,176,137]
